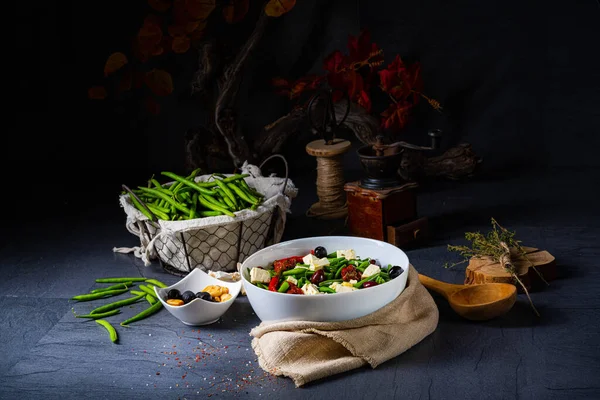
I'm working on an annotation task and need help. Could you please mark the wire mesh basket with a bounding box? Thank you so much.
[120,155,294,277]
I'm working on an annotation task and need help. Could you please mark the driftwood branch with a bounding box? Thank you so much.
[214,10,269,167]
[423,143,482,179]
[336,102,380,145]
[254,107,310,158]
[190,41,220,97]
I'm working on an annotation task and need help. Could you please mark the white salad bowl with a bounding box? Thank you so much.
[240,236,409,323]
[154,268,242,326]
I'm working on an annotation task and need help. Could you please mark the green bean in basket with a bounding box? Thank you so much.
[124,171,263,221]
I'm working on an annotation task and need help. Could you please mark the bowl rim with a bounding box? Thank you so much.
[240,235,409,299]
[154,267,242,310]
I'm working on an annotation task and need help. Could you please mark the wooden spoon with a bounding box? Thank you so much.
[418,274,517,321]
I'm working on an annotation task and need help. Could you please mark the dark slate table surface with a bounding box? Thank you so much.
[1,166,599,400]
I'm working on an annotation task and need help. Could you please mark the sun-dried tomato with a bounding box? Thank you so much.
[341,266,362,282]
[286,282,304,295]
[273,256,304,274]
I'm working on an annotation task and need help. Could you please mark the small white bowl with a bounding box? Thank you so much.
[154,268,242,326]
[241,236,409,323]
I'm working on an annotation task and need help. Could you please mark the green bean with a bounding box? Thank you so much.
[319,286,335,293]
[327,252,338,258]
[194,174,250,188]
[138,187,191,214]
[202,193,229,209]
[318,279,343,287]
[282,267,309,276]
[329,257,346,264]
[120,301,163,326]
[128,192,154,221]
[71,288,130,301]
[151,178,173,194]
[334,264,345,279]
[197,195,235,217]
[353,273,380,288]
[277,281,290,293]
[96,319,118,343]
[215,179,239,208]
[256,282,268,290]
[96,277,147,283]
[218,192,237,210]
[130,290,145,296]
[145,278,168,288]
[199,211,223,217]
[146,294,157,305]
[238,179,262,199]
[139,284,158,298]
[160,171,217,196]
[90,282,134,293]
[90,293,146,314]
[146,204,170,221]
[75,309,121,319]
[228,182,258,205]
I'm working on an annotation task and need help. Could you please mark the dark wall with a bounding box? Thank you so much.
[11,0,600,194]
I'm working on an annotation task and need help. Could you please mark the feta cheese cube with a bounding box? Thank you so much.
[301,283,320,295]
[303,253,330,271]
[286,276,298,285]
[362,264,381,278]
[349,279,358,284]
[329,282,357,293]
[250,267,271,284]
[336,249,356,261]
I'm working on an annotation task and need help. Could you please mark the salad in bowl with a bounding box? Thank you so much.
[248,245,404,295]
[241,236,409,322]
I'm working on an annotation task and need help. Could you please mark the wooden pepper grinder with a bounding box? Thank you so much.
[305,88,351,220]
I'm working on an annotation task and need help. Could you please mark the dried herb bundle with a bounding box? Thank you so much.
[445,218,541,317]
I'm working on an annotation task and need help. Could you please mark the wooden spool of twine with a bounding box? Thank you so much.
[305,138,351,219]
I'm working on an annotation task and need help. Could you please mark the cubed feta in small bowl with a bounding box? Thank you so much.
[240,236,409,323]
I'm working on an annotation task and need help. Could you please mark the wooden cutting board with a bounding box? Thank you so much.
[464,247,557,291]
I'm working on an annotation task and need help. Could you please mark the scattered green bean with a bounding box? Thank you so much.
[144,278,168,288]
[160,171,217,196]
[96,319,118,343]
[318,287,335,293]
[71,288,130,301]
[120,301,163,326]
[146,294,157,305]
[89,293,146,314]
[75,309,121,319]
[90,282,134,293]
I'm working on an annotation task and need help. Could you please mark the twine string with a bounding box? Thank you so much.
[307,154,348,218]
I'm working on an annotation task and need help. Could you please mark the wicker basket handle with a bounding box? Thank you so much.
[258,154,289,194]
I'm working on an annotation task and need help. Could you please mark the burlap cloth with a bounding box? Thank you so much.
[250,265,439,387]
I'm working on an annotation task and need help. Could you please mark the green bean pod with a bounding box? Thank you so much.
[96,277,147,283]
[353,272,381,288]
[318,286,335,293]
[146,204,170,221]
[96,319,118,343]
[137,187,191,214]
[282,267,310,276]
[90,282,134,293]
[120,301,163,326]
[227,182,258,205]
[277,281,290,293]
[138,284,158,299]
[202,193,229,209]
[197,195,235,217]
[146,294,157,305]
[318,279,343,287]
[90,293,146,315]
[160,171,217,196]
[214,179,239,208]
[198,211,223,217]
[71,288,130,302]
[128,193,154,221]
[144,278,168,288]
[75,309,121,319]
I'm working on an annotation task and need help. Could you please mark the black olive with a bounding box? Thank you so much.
[314,246,327,258]
[167,289,182,300]
[389,266,404,279]
[195,291,213,302]
[181,290,197,304]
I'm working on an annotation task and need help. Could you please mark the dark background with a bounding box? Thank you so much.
[11,0,600,195]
